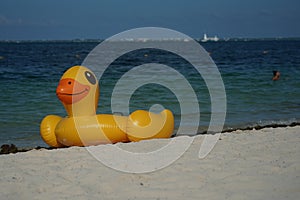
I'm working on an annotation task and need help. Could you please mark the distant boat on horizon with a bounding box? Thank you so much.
[201,33,219,42]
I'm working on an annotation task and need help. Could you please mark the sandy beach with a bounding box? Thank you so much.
[0,126,299,200]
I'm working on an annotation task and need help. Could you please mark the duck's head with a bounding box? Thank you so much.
[56,66,99,116]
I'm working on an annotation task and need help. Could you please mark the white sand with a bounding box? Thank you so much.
[0,126,299,200]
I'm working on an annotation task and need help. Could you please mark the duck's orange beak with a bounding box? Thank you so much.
[56,78,90,104]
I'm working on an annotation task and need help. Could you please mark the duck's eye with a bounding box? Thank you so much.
[85,71,96,85]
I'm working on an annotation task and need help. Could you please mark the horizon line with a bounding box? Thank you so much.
[1,36,300,42]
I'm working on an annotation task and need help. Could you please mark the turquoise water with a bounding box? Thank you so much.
[0,40,299,147]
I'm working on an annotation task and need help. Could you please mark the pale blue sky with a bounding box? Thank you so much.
[0,0,299,40]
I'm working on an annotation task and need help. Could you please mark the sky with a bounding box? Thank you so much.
[0,0,300,40]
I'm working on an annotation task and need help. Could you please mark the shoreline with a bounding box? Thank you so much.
[0,125,299,199]
[1,123,300,155]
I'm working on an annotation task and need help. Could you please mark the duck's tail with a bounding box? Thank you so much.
[126,109,174,142]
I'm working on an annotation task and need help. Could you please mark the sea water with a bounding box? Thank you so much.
[0,40,299,147]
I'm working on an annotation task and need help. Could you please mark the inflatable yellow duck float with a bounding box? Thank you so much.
[40,66,174,147]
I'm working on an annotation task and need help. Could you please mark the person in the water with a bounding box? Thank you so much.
[272,70,280,81]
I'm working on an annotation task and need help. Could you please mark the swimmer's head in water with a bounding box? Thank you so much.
[272,70,280,81]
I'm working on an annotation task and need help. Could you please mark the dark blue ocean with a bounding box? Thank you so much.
[0,40,299,147]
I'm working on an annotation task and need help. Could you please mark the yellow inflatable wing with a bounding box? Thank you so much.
[40,66,174,147]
